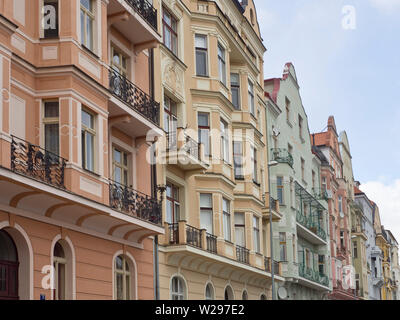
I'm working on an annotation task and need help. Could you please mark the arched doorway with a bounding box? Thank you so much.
[0,230,19,300]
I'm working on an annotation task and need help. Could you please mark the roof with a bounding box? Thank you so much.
[354,186,364,195]
[312,145,329,165]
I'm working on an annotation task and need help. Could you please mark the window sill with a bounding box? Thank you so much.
[40,36,59,40]
[82,167,101,178]
[195,74,209,78]
[81,44,100,60]
[235,176,245,181]
[253,180,261,188]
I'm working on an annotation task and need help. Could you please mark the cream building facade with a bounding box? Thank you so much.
[154,0,284,300]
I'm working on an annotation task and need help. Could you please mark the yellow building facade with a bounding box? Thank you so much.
[153,0,284,300]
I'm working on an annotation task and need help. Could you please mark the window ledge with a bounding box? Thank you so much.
[81,44,100,60]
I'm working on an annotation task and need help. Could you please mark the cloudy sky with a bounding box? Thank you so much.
[253,0,400,240]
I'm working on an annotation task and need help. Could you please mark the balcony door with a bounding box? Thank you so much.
[0,230,19,300]
[164,97,178,150]
[234,213,246,247]
[166,183,180,225]
[112,147,129,187]
[110,46,129,97]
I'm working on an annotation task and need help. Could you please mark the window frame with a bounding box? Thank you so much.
[112,146,130,186]
[279,232,287,262]
[223,198,231,242]
[248,80,255,116]
[166,183,180,225]
[162,7,178,55]
[111,45,129,77]
[198,112,210,157]
[43,100,60,156]
[253,216,260,254]
[200,193,213,234]
[195,34,208,77]
[218,43,227,85]
[277,176,284,205]
[233,141,243,180]
[231,73,241,110]
[251,146,258,184]
[234,212,246,247]
[81,108,96,173]
[114,255,132,300]
[53,242,66,300]
[220,119,229,164]
[43,0,59,38]
[80,0,95,51]
[171,276,186,300]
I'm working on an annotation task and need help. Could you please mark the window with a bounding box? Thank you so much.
[231,73,241,110]
[301,158,305,181]
[163,8,178,55]
[81,109,95,172]
[234,212,245,247]
[224,286,234,300]
[223,198,231,242]
[338,196,343,213]
[164,96,178,149]
[318,255,325,274]
[277,176,284,205]
[198,113,210,157]
[166,183,180,224]
[340,231,345,248]
[205,283,214,300]
[43,101,59,155]
[218,44,226,85]
[242,291,248,300]
[285,97,290,122]
[355,274,360,292]
[53,242,66,300]
[298,115,303,140]
[322,177,327,193]
[353,241,358,258]
[292,234,296,263]
[312,170,316,191]
[260,294,267,300]
[248,80,255,116]
[111,46,128,77]
[0,230,18,300]
[114,255,132,300]
[195,35,208,76]
[253,216,260,253]
[80,0,94,50]
[112,147,129,186]
[233,142,243,179]
[43,0,59,38]
[220,119,229,163]
[279,233,287,261]
[200,194,213,234]
[171,276,185,300]
[251,147,258,183]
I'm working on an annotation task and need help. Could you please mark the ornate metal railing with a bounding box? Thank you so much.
[109,180,162,225]
[166,132,178,151]
[270,148,294,167]
[270,197,278,212]
[312,188,329,201]
[264,257,271,273]
[168,223,179,244]
[109,69,160,125]
[236,245,250,265]
[206,233,217,254]
[183,135,200,160]
[298,263,329,287]
[272,260,280,275]
[296,210,326,241]
[11,136,67,189]
[124,0,158,30]
[186,225,202,249]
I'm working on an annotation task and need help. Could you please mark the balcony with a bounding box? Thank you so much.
[270,148,294,167]
[163,129,209,171]
[296,210,327,244]
[312,188,329,201]
[264,257,281,275]
[298,263,329,289]
[262,196,282,221]
[333,280,356,297]
[107,0,161,47]
[236,245,250,265]
[336,246,347,260]
[109,69,161,131]
[109,180,162,225]
[206,233,217,254]
[11,136,67,189]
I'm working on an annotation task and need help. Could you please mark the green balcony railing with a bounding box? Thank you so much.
[296,210,326,241]
[298,263,329,287]
[270,148,294,167]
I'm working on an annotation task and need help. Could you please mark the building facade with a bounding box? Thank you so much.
[154,0,284,300]
[385,230,400,300]
[265,63,331,300]
[0,0,165,300]
[312,117,356,300]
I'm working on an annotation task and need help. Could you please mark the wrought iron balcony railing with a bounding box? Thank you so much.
[236,245,250,265]
[296,210,326,241]
[168,223,179,244]
[312,188,329,201]
[206,233,217,254]
[109,180,162,225]
[270,148,294,167]
[11,136,67,189]
[124,0,158,30]
[298,263,329,287]
[270,197,278,212]
[109,69,160,125]
[186,225,202,249]
[166,131,201,162]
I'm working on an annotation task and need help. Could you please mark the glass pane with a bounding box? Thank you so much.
[174,204,180,223]
[54,242,65,258]
[113,53,120,66]
[116,256,123,270]
[0,230,18,262]
[126,275,130,300]
[196,51,207,76]
[58,263,66,300]
[125,261,130,272]
[114,149,121,164]
[235,227,245,247]
[198,113,209,127]
[235,212,245,225]
[45,124,59,155]
[86,17,93,49]
[164,29,171,49]
[85,133,94,171]
[200,194,212,208]
[116,273,123,300]
[80,11,85,45]
[114,167,121,184]
[82,110,93,129]
[44,102,59,118]
[81,0,91,10]
[231,73,239,85]
[232,88,240,109]
[200,210,213,234]
[166,200,173,224]
[195,35,207,48]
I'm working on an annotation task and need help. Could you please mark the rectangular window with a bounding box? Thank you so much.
[195,34,208,76]
[253,216,260,253]
[198,113,210,157]
[231,73,241,110]
[338,196,343,213]
[318,255,325,274]
[340,231,345,248]
[111,46,128,77]
[234,212,245,247]
[299,115,303,140]
[80,0,94,50]
[292,234,296,263]
[279,233,287,261]
[233,141,243,179]
[218,44,226,85]
[112,147,129,186]
[166,183,180,224]
[251,147,258,183]
[312,170,316,191]
[285,97,290,122]
[322,177,327,193]
[220,119,229,163]
[277,176,284,205]
[353,241,358,258]
[200,194,213,234]
[248,80,255,116]
[81,109,95,172]
[43,0,59,38]
[301,158,305,181]
[163,8,178,55]
[223,198,231,242]
[43,101,59,155]
[164,96,178,149]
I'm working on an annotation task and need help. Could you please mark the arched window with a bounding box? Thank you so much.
[171,276,186,300]
[224,285,234,300]
[0,230,19,300]
[205,283,214,300]
[53,242,66,300]
[114,255,132,300]
[242,290,248,300]
[260,294,267,300]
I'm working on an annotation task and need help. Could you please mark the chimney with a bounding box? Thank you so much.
[354,181,361,188]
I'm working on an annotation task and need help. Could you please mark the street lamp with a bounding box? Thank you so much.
[267,160,279,300]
